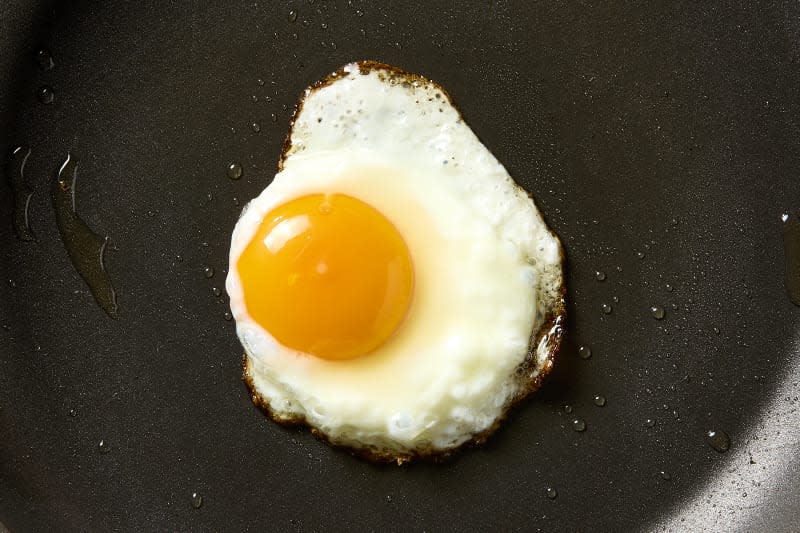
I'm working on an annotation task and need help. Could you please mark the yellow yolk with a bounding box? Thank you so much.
[237,193,415,361]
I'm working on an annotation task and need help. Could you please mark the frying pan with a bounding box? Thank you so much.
[1,1,799,531]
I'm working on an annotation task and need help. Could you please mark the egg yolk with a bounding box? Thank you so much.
[237,193,414,361]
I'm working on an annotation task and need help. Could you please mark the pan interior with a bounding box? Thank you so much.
[0,1,799,531]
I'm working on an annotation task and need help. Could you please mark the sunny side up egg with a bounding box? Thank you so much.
[226,61,565,463]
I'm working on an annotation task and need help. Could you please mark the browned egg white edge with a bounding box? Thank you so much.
[242,60,567,465]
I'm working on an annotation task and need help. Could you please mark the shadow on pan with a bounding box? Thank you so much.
[1,1,799,531]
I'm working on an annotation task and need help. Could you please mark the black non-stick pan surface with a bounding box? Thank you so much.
[2,1,799,531]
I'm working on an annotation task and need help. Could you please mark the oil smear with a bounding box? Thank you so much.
[53,154,118,318]
[5,145,35,241]
[783,214,800,306]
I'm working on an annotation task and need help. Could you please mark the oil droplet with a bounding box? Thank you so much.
[203,266,215,279]
[601,303,613,314]
[5,145,34,241]
[578,346,592,359]
[595,270,606,281]
[660,471,671,480]
[782,214,800,306]
[212,287,222,297]
[645,418,656,428]
[564,404,573,414]
[546,487,558,500]
[251,122,261,133]
[288,10,298,23]
[650,306,665,320]
[37,86,54,104]
[224,312,233,321]
[53,155,118,318]
[572,419,586,432]
[593,395,606,407]
[36,48,54,71]
[706,429,731,453]
[191,492,203,509]
[636,251,646,260]
[98,439,110,453]
[227,162,243,180]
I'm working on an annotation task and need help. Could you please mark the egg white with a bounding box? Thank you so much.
[226,62,564,460]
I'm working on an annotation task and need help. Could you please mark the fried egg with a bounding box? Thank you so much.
[226,61,565,463]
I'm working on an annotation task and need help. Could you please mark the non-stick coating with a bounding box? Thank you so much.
[1,1,799,531]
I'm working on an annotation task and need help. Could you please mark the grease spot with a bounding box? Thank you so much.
[191,492,203,509]
[706,429,731,453]
[227,162,243,180]
[5,145,34,241]
[53,154,118,318]
[37,86,54,104]
[593,395,606,407]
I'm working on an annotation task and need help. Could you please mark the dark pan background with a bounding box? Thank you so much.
[1,1,799,531]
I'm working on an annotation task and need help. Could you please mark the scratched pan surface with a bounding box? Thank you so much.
[1,1,800,531]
